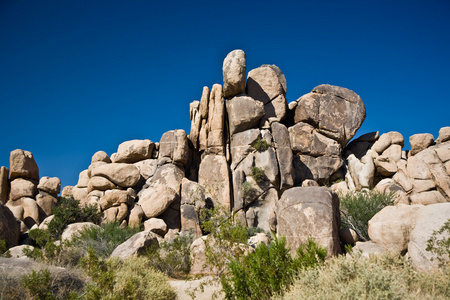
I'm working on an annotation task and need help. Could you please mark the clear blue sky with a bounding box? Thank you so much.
[1,0,449,189]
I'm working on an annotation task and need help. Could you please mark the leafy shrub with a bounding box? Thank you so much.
[69,221,140,259]
[146,234,193,278]
[251,166,266,184]
[281,253,450,300]
[339,190,394,241]
[20,268,81,300]
[221,237,327,300]
[241,181,253,199]
[252,136,270,152]
[81,248,176,300]
[48,196,102,239]
[21,269,57,300]
[426,218,450,267]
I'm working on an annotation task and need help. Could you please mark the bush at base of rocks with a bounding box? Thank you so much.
[221,237,327,300]
[281,254,450,300]
[339,190,394,241]
[144,234,193,279]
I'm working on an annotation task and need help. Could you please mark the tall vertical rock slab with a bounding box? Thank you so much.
[271,122,294,191]
[223,49,246,99]
[207,84,226,155]
[277,187,341,256]
[0,167,9,204]
[198,154,231,209]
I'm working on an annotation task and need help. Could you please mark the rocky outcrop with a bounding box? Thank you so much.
[1,49,448,273]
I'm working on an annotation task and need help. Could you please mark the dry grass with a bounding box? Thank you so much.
[280,254,450,300]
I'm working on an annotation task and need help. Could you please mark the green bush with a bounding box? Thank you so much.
[252,136,270,152]
[69,221,140,259]
[426,218,450,267]
[81,248,176,300]
[145,234,193,278]
[281,254,450,300]
[20,268,80,300]
[21,269,57,300]
[251,166,266,184]
[48,197,102,239]
[339,190,394,241]
[221,237,327,300]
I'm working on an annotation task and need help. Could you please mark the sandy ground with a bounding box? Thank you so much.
[169,276,224,300]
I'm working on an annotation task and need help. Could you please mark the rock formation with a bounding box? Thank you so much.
[0,50,448,271]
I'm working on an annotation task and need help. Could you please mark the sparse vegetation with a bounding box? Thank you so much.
[339,190,394,241]
[145,234,193,278]
[281,253,450,300]
[252,136,270,152]
[251,166,266,184]
[426,218,450,267]
[80,248,176,300]
[0,239,11,257]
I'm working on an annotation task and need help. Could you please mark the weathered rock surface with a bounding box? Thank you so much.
[113,139,154,163]
[144,218,168,236]
[37,176,61,195]
[246,65,287,124]
[91,150,112,164]
[277,187,340,256]
[138,164,184,218]
[223,49,246,98]
[9,178,37,201]
[436,126,450,143]
[207,84,226,155]
[368,204,423,254]
[110,231,159,259]
[36,190,58,219]
[0,167,9,205]
[90,163,140,188]
[408,203,450,270]
[294,85,365,147]
[271,122,294,191]
[61,222,99,241]
[198,154,230,209]
[180,204,202,238]
[99,190,130,210]
[159,130,189,166]
[88,176,117,192]
[7,197,40,228]
[9,149,39,181]
[226,95,264,135]
[410,133,434,156]
[0,204,20,248]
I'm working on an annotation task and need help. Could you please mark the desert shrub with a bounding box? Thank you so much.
[426,218,450,267]
[69,221,140,259]
[339,190,394,241]
[26,221,140,267]
[81,248,176,300]
[281,253,450,300]
[111,257,177,300]
[48,196,102,239]
[145,234,193,278]
[221,237,327,300]
[241,181,253,199]
[21,269,57,300]
[251,166,266,184]
[252,136,270,152]
[20,268,82,300]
